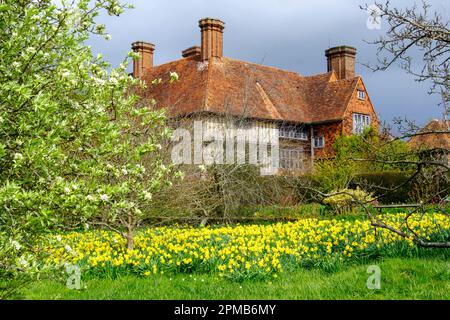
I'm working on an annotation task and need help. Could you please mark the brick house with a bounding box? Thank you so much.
[408,119,450,165]
[131,18,378,173]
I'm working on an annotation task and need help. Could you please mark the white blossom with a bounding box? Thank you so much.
[26,47,36,54]
[169,72,179,82]
[93,77,105,86]
[61,70,71,78]
[11,240,21,251]
[13,153,23,160]
[18,256,29,268]
[109,76,118,85]
[135,164,145,173]
[112,6,123,15]
[143,191,152,201]
[100,194,109,202]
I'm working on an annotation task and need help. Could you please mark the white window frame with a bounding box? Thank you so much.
[279,126,308,141]
[314,136,325,148]
[357,90,365,100]
[353,113,371,134]
[279,148,304,170]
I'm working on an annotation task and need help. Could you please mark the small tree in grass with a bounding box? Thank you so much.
[88,95,181,250]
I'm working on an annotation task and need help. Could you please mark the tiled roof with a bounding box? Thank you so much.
[409,119,450,151]
[140,56,360,124]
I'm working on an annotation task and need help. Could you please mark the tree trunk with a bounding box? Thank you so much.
[126,229,134,251]
[126,212,135,251]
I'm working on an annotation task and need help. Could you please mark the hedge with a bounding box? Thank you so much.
[351,171,416,204]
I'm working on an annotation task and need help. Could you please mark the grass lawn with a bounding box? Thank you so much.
[25,257,450,300]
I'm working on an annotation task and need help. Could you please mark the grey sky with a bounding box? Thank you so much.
[90,0,449,128]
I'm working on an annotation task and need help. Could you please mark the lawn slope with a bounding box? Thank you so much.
[25,257,450,300]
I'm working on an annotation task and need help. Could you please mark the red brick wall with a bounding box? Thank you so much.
[312,79,378,159]
[312,121,343,158]
[342,78,379,135]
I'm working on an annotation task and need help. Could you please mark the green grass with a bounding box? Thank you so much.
[24,257,450,300]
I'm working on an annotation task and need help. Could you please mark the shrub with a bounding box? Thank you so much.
[323,188,374,214]
[311,159,356,193]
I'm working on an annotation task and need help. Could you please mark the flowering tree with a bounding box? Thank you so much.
[0,0,177,295]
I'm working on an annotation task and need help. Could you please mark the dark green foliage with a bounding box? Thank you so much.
[352,170,450,204]
[352,171,415,204]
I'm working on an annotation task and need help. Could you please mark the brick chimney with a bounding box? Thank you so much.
[199,18,225,61]
[131,41,155,78]
[325,46,357,80]
[182,46,201,59]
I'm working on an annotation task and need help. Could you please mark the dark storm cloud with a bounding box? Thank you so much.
[88,0,449,128]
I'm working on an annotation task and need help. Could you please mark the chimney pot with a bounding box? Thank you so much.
[199,18,225,61]
[325,45,357,80]
[131,41,155,78]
